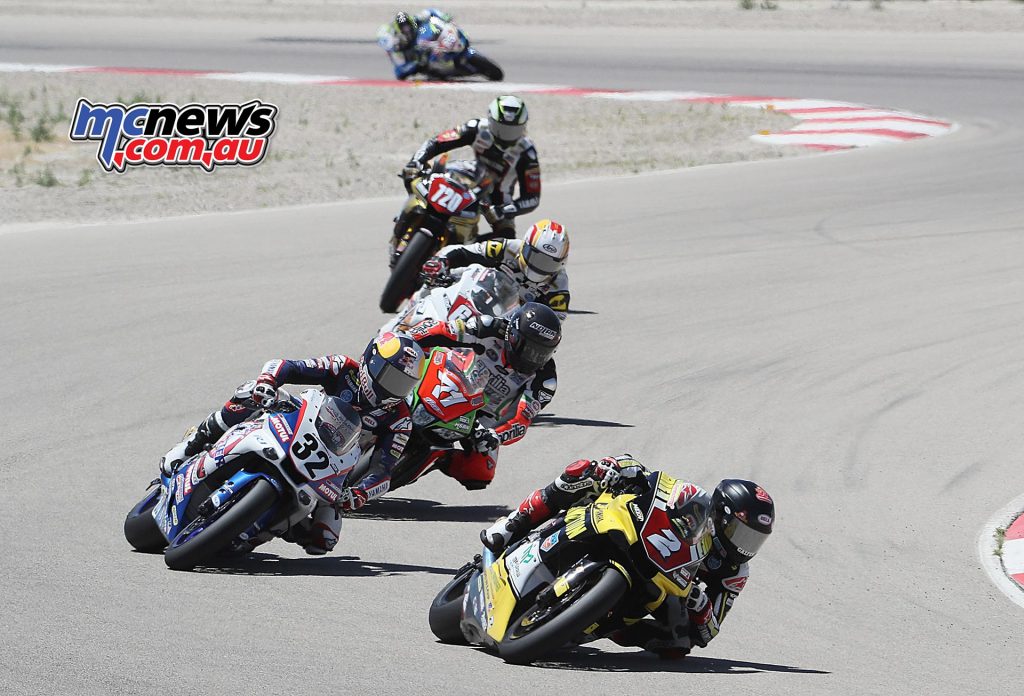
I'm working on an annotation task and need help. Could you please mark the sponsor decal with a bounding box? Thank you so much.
[524,167,541,194]
[361,414,378,429]
[390,417,412,433]
[69,99,277,172]
[270,416,293,443]
[546,293,569,312]
[542,243,557,253]
[629,502,645,522]
[757,513,773,526]
[497,423,526,444]
[706,553,722,570]
[754,486,772,504]
[541,532,559,552]
[170,505,179,526]
[174,475,185,503]
[317,482,340,502]
[723,576,748,593]
[484,240,504,259]
[436,128,461,143]
[528,322,557,341]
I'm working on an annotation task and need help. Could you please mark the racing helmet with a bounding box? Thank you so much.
[504,302,561,374]
[665,482,714,555]
[487,95,528,148]
[316,396,362,456]
[518,219,569,286]
[712,479,775,565]
[394,11,418,50]
[359,332,426,408]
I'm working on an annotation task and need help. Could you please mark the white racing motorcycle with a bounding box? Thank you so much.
[383,263,520,335]
[124,389,362,570]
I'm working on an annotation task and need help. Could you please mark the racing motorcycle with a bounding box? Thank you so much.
[377,18,503,81]
[381,157,495,313]
[353,347,489,492]
[123,389,361,570]
[382,263,520,336]
[428,473,712,664]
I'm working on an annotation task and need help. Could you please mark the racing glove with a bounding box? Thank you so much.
[401,160,423,180]
[463,314,508,340]
[686,586,715,648]
[339,486,369,513]
[252,374,278,408]
[471,423,500,453]
[419,256,451,286]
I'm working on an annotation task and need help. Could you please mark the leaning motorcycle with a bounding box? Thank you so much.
[380,156,494,313]
[123,389,361,570]
[428,473,712,663]
[352,347,490,492]
[382,263,520,336]
[377,20,503,81]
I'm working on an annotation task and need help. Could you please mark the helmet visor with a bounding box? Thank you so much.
[488,117,525,145]
[367,353,421,402]
[722,517,770,559]
[508,338,555,374]
[522,245,562,280]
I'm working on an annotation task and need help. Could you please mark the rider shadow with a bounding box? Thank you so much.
[565,309,598,315]
[347,497,511,523]
[531,414,634,429]
[192,552,458,578]
[532,646,830,675]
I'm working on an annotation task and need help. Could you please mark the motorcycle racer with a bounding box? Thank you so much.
[408,302,560,488]
[480,455,775,658]
[419,218,570,318]
[158,333,426,554]
[402,95,539,239]
[381,8,455,80]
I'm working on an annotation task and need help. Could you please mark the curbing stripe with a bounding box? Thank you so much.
[0,62,957,151]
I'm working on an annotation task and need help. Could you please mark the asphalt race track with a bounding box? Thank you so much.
[1,14,1023,696]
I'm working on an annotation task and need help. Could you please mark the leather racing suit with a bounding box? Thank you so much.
[484,455,749,657]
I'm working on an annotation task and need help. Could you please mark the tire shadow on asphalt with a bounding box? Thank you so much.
[347,497,512,522]
[531,646,830,674]
[191,552,459,577]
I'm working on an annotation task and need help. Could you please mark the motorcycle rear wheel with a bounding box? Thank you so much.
[466,53,504,81]
[379,230,437,313]
[428,563,475,644]
[164,479,278,571]
[498,566,628,665]
[124,486,168,553]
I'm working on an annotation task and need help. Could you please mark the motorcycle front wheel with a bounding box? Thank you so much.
[124,486,167,553]
[466,53,503,81]
[428,562,476,644]
[498,566,628,665]
[379,230,437,313]
[164,479,278,571]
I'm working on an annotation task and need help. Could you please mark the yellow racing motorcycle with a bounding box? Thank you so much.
[428,472,714,664]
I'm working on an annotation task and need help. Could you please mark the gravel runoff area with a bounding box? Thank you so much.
[0,72,795,226]
[2,0,1024,32]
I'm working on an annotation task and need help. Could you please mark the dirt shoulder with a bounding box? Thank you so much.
[2,0,1023,33]
[0,72,794,226]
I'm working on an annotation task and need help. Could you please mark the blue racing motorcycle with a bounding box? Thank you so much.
[378,16,503,81]
[124,389,362,570]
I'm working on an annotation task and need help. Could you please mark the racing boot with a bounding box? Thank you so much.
[159,412,227,476]
[480,510,531,554]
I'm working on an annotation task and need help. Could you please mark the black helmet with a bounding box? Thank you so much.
[712,479,774,565]
[504,302,560,373]
[394,11,417,49]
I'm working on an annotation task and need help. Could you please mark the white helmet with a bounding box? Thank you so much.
[487,95,528,148]
[518,219,569,286]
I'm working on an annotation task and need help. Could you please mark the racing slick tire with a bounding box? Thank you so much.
[164,479,278,571]
[466,53,504,81]
[380,230,436,313]
[498,566,628,664]
[428,563,475,644]
[124,485,169,553]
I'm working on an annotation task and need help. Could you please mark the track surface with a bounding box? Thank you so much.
[2,13,1024,696]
